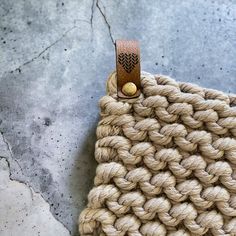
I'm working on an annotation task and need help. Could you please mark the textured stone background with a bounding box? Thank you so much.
[0,0,236,235]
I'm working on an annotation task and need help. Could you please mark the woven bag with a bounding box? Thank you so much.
[79,41,236,236]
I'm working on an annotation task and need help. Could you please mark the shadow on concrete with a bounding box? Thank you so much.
[69,115,99,236]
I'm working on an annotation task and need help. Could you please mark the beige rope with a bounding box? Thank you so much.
[79,71,236,235]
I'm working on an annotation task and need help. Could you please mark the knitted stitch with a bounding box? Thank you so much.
[79,71,236,236]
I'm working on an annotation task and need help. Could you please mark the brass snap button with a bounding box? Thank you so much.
[122,82,137,96]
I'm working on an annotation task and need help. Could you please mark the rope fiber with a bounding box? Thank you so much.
[79,71,236,236]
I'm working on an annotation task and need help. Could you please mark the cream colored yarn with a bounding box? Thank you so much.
[79,71,236,236]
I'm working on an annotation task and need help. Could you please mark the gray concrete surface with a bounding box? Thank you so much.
[0,0,236,235]
[0,156,70,236]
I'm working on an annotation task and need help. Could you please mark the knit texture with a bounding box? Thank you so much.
[79,71,236,236]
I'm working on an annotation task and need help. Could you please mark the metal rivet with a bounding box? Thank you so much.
[122,82,137,96]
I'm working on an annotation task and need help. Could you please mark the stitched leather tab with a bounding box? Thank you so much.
[115,40,141,98]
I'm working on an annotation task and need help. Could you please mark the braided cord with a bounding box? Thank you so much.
[79,72,236,236]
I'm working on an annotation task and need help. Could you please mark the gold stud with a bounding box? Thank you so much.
[122,82,137,96]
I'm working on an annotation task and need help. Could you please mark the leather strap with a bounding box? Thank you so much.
[115,40,141,98]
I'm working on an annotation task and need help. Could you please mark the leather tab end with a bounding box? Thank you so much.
[115,40,141,98]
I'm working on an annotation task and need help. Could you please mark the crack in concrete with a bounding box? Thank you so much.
[96,0,115,45]
[0,156,34,200]
[8,26,78,74]
[89,0,95,42]
[90,0,95,28]
[0,133,72,235]
[0,132,34,201]
[0,131,24,174]
[0,156,71,235]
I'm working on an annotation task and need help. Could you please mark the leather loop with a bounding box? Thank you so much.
[115,40,141,98]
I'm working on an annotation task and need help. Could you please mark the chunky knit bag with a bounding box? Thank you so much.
[79,41,236,236]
